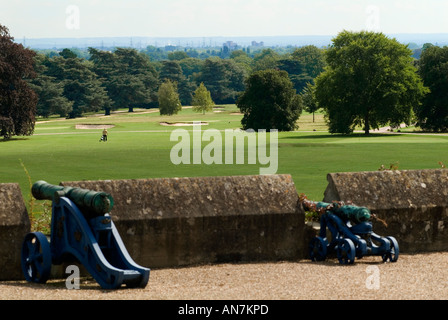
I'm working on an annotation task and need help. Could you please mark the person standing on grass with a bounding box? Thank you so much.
[101,128,108,142]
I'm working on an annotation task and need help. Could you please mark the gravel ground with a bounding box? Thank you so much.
[1,252,447,301]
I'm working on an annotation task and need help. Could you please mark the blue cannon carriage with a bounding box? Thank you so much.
[21,181,150,289]
[302,196,399,264]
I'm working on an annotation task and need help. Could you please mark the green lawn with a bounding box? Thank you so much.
[2,105,448,211]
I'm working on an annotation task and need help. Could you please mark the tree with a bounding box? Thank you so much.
[199,58,246,104]
[88,48,118,115]
[0,24,37,139]
[415,46,448,132]
[291,45,327,79]
[142,45,168,61]
[276,46,326,95]
[158,80,182,116]
[301,83,319,122]
[291,45,326,93]
[110,48,159,112]
[314,31,428,135]
[159,60,195,105]
[29,54,73,118]
[160,60,184,83]
[60,48,78,59]
[230,50,253,74]
[90,47,159,113]
[192,83,214,114]
[178,57,203,79]
[44,49,111,118]
[168,51,189,61]
[252,49,280,72]
[237,69,303,131]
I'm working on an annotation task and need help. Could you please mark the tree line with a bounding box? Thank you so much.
[2,22,448,139]
[28,43,326,120]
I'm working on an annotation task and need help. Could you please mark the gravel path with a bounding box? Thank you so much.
[1,252,447,301]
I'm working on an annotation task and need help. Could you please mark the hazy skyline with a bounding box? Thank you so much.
[2,0,448,39]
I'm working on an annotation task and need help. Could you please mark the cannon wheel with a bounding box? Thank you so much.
[382,236,399,262]
[337,238,356,264]
[21,232,52,284]
[309,236,327,262]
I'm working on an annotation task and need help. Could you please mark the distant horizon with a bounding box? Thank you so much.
[3,1,448,41]
[16,32,448,50]
[18,31,448,41]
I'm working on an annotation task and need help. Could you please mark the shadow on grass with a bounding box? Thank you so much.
[281,132,406,140]
[278,142,345,148]
[0,137,30,143]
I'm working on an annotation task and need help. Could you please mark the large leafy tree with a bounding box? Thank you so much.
[0,25,37,139]
[110,48,159,112]
[89,47,159,113]
[44,49,110,118]
[88,48,117,115]
[237,69,303,131]
[315,31,428,134]
[415,46,448,132]
[29,54,73,118]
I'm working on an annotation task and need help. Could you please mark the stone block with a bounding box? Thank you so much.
[323,169,448,252]
[0,183,31,280]
[61,174,304,268]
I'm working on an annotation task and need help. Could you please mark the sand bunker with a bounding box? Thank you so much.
[75,124,115,129]
[160,122,209,126]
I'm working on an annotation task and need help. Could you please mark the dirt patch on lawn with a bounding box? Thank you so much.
[75,124,115,129]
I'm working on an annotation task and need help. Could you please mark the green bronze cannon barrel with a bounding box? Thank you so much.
[32,180,114,217]
[300,195,371,224]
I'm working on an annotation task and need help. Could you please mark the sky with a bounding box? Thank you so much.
[1,0,448,39]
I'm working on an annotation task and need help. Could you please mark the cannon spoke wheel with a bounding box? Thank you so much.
[337,238,356,265]
[309,236,327,262]
[382,236,399,262]
[21,232,51,284]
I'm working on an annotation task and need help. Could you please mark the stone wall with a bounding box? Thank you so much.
[61,174,305,268]
[0,183,30,280]
[323,169,448,252]
[4,170,448,282]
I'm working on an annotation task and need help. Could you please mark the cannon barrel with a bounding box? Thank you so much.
[301,198,371,224]
[32,180,114,217]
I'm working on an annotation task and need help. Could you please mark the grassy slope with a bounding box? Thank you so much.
[2,105,448,207]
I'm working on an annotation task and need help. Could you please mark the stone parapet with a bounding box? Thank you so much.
[61,174,305,268]
[0,183,31,280]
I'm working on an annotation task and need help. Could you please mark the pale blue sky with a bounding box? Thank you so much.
[1,0,448,39]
